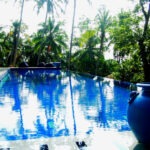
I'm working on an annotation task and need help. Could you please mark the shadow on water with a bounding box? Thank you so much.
[98,80,109,128]
[68,71,77,135]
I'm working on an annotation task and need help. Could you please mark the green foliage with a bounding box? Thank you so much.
[95,7,112,54]
[109,6,150,82]
[0,31,8,66]
[78,16,92,33]
[0,22,27,67]
[35,0,68,20]
[32,19,68,65]
[112,53,144,82]
[109,11,139,61]
[77,29,98,48]
[72,48,96,74]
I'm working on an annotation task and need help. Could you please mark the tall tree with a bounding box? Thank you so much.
[68,0,76,70]
[109,11,137,63]
[109,10,144,82]
[138,0,150,81]
[35,0,68,65]
[32,19,68,65]
[10,0,25,66]
[95,7,111,55]
[72,29,99,73]
[109,0,150,82]
[35,0,68,23]
[68,0,91,70]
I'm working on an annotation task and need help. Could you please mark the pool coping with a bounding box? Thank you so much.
[0,68,10,81]
[0,67,135,89]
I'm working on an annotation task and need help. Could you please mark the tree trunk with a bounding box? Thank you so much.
[99,30,105,55]
[68,0,76,70]
[139,39,150,81]
[10,25,18,66]
[11,0,24,66]
[138,0,150,82]
[36,0,49,66]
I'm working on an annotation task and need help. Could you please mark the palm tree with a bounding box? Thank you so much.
[72,29,99,73]
[68,0,91,70]
[34,0,68,65]
[35,0,68,23]
[94,7,112,75]
[95,7,111,55]
[33,19,68,64]
[68,0,76,70]
[10,0,25,66]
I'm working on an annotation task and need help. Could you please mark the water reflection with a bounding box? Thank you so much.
[0,69,130,141]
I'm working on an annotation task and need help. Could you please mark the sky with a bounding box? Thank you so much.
[0,0,134,35]
[0,0,135,59]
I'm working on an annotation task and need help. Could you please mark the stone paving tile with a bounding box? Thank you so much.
[0,130,139,150]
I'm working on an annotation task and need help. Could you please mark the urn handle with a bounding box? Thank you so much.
[128,91,139,104]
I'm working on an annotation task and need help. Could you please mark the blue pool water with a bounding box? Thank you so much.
[0,69,131,141]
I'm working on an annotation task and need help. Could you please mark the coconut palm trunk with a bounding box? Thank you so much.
[36,2,50,66]
[10,0,25,66]
[68,0,76,70]
[68,0,91,70]
[138,0,150,81]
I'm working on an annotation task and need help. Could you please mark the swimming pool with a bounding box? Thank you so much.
[0,68,131,141]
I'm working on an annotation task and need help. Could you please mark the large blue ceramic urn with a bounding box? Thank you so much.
[127,82,150,145]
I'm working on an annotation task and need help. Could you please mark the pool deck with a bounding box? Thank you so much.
[0,130,142,150]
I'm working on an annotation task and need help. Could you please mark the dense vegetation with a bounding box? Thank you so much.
[0,0,149,83]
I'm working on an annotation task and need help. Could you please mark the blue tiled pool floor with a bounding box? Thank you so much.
[0,130,138,150]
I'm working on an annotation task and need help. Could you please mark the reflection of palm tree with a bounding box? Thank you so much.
[35,116,49,136]
[11,72,25,138]
[10,0,25,66]
[68,0,76,69]
[98,81,109,128]
[68,71,77,135]
[30,69,68,137]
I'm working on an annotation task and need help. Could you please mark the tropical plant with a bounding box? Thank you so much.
[35,0,68,22]
[109,10,138,63]
[109,3,149,82]
[68,0,91,70]
[0,27,9,66]
[34,0,68,65]
[32,19,68,65]
[95,7,112,55]
[112,54,144,82]
[72,29,99,73]
[137,0,150,81]
[111,0,150,82]
[9,0,25,66]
